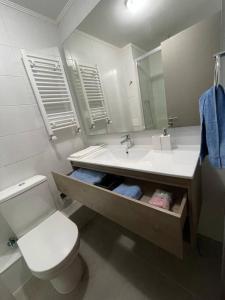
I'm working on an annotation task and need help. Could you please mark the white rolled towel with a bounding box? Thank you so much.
[69,145,105,159]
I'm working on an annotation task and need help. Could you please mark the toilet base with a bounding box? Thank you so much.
[50,255,83,294]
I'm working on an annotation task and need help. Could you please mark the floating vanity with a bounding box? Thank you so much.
[52,145,201,259]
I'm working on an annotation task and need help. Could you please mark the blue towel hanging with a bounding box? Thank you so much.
[199,84,225,168]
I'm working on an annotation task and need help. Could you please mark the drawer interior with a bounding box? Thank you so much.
[123,177,186,216]
[69,167,186,217]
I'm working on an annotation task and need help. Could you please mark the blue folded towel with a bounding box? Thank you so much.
[113,184,142,200]
[70,168,106,185]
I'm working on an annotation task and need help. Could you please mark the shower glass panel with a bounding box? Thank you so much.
[137,49,168,130]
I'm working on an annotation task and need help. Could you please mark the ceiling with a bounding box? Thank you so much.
[78,0,221,50]
[8,0,69,20]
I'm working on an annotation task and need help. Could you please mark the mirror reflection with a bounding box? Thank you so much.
[63,0,221,135]
[136,47,167,130]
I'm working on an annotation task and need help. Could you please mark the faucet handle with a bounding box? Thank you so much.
[163,128,168,136]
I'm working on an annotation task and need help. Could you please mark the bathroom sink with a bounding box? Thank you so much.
[68,145,200,179]
[91,145,151,163]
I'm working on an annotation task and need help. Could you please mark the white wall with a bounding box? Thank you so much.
[0,3,84,255]
[58,0,102,43]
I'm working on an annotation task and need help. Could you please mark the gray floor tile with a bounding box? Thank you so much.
[14,215,221,300]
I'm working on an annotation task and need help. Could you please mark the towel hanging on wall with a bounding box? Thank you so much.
[199,51,225,168]
[199,84,225,168]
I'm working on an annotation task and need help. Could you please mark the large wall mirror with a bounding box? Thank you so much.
[63,0,221,135]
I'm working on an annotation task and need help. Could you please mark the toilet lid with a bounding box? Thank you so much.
[17,211,79,274]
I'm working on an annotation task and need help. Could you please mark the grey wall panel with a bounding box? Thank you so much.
[162,13,220,127]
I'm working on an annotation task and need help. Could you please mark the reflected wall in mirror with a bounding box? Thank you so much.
[64,33,145,135]
[63,0,221,135]
[137,47,168,130]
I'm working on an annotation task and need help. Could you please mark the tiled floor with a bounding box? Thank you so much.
[14,214,222,300]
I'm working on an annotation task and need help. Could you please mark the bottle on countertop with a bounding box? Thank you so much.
[152,135,161,150]
[160,128,172,150]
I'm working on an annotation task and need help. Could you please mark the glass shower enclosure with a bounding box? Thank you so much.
[136,47,168,130]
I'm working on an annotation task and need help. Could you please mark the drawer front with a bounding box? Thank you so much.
[52,172,187,258]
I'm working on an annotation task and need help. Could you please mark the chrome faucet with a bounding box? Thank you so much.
[120,134,134,152]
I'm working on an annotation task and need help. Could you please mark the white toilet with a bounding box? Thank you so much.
[0,175,83,294]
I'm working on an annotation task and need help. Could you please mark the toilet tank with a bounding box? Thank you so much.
[0,176,56,238]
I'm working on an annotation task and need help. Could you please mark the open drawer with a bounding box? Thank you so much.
[52,171,187,258]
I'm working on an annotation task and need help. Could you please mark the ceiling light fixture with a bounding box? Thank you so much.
[126,0,138,12]
[125,0,146,13]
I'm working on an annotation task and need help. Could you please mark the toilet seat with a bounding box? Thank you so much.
[17,211,79,278]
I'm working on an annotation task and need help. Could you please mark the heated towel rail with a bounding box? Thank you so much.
[22,50,80,140]
[71,59,111,129]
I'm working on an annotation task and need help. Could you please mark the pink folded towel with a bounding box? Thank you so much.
[149,189,172,210]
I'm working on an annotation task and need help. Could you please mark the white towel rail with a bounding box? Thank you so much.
[22,50,80,140]
[70,59,111,129]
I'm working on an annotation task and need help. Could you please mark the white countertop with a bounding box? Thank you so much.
[68,145,200,179]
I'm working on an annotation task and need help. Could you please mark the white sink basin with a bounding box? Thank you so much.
[92,145,151,163]
[68,144,200,179]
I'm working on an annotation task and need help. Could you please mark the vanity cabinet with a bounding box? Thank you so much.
[52,160,201,259]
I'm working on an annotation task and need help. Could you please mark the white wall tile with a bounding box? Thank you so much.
[0,131,83,197]
[0,8,10,46]
[1,4,59,49]
[0,45,25,76]
[10,47,27,77]
[0,129,48,167]
[0,45,16,75]
[0,152,49,191]
[0,105,43,137]
[0,76,35,106]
